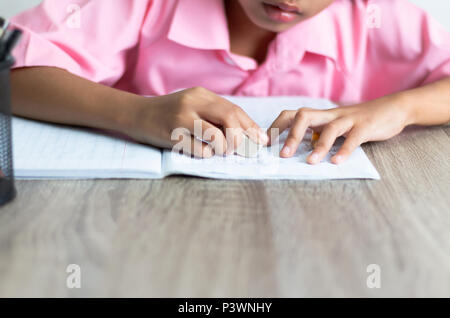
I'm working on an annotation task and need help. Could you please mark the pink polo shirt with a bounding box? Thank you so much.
[11,0,450,103]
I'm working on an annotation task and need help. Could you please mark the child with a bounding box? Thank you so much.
[10,0,450,164]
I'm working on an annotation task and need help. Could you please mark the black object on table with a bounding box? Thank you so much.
[0,54,17,206]
[0,18,22,206]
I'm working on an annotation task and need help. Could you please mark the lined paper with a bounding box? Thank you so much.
[13,118,162,179]
[12,96,380,180]
[163,96,380,180]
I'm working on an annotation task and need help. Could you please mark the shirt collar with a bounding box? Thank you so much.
[168,0,338,64]
[168,0,230,51]
[277,7,338,64]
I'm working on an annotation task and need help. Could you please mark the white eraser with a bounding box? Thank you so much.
[235,135,263,158]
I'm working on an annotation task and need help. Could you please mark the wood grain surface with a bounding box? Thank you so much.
[0,125,449,297]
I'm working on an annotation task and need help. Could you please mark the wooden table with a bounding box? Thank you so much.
[0,125,449,297]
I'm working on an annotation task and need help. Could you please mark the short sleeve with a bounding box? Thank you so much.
[363,0,450,98]
[420,16,450,85]
[10,0,152,87]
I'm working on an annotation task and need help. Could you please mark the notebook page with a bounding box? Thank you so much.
[13,118,163,179]
[163,96,380,180]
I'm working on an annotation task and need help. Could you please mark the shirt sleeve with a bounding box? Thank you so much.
[363,0,450,98]
[420,16,450,85]
[10,0,152,87]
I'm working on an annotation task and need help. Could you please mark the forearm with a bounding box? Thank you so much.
[11,67,140,133]
[399,77,450,126]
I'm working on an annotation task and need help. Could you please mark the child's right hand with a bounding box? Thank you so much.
[127,87,269,158]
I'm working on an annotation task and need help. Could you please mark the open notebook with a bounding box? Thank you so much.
[12,96,380,180]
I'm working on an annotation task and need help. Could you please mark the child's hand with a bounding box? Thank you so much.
[268,95,412,164]
[128,87,268,158]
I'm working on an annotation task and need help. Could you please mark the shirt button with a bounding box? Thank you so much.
[224,56,235,66]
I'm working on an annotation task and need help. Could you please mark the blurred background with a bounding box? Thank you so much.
[1,0,449,30]
[2,0,42,18]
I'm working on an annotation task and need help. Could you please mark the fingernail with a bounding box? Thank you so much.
[309,153,320,164]
[334,155,343,164]
[281,146,291,156]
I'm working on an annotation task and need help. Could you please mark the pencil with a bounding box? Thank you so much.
[311,131,320,148]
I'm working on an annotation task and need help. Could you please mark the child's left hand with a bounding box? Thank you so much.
[268,95,413,164]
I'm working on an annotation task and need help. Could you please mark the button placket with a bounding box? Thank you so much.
[274,38,300,73]
[224,55,235,66]
[277,50,291,72]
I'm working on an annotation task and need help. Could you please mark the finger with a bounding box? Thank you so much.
[308,107,342,127]
[219,108,246,155]
[198,100,245,154]
[224,124,245,155]
[235,107,268,145]
[280,111,311,158]
[332,128,366,164]
[267,110,297,145]
[307,118,353,164]
[180,118,227,156]
[172,133,214,158]
[198,120,228,156]
[267,108,338,146]
[197,96,235,124]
